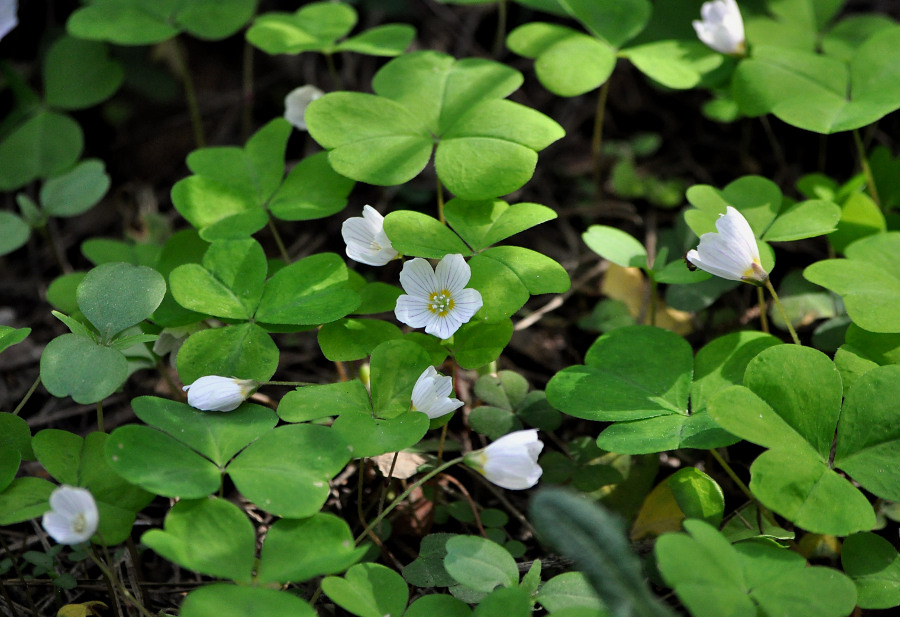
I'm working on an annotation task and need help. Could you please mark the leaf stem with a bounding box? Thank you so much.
[354,456,465,545]
[324,52,343,90]
[764,279,800,345]
[591,79,611,194]
[87,547,155,617]
[757,286,769,334]
[12,374,41,415]
[267,216,291,263]
[96,400,105,433]
[173,37,205,148]
[709,448,779,528]
[262,380,316,387]
[853,129,881,209]
[492,0,507,58]
[436,177,446,224]
[241,40,254,141]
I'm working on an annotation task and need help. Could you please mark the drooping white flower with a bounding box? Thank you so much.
[465,429,544,490]
[411,366,464,419]
[686,206,768,284]
[42,485,99,545]
[395,254,483,340]
[182,376,257,412]
[342,205,398,266]
[0,0,17,42]
[284,85,324,131]
[693,0,745,56]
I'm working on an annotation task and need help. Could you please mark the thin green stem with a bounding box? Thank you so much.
[591,79,611,194]
[96,401,105,433]
[39,225,69,274]
[759,116,786,172]
[267,216,291,263]
[241,40,255,142]
[87,547,155,617]
[648,278,658,327]
[492,0,507,58]
[709,448,779,528]
[765,279,800,345]
[757,286,769,334]
[853,129,881,209]
[324,52,343,90]
[12,374,41,415]
[262,380,316,387]
[375,452,400,536]
[174,38,205,148]
[436,177,446,224]
[354,457,465,545]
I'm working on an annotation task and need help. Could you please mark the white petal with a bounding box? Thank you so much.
[395,295,434,329]
[284,85,324,130]
[0,0,17,42]
[426,312,460,340]
[435,254,471,293]
[43,486,98,545]
[448,288,483,322]
[183,376,252,412]
[475,430,544,490]
[399,258,439,297]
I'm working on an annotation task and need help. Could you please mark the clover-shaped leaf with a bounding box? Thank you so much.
[708,345,900,535]
[548,327,781,454]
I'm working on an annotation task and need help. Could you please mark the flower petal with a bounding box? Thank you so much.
[399,258,439,297]
[435,254,471,293]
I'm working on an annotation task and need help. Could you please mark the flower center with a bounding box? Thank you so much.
[428,290,455,317]
[72,513,87,534]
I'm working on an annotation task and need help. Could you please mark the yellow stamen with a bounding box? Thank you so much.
[428,289,455,317]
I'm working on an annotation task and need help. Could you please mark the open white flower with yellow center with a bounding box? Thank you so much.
[342,205,399,266]
[182,376,257,411]
[411,366,464,419]
[395,254,483,340]
[693,0,746,56]
[465,429,544,490]
[686,206,768,285]
[42,485,99,545]
[284,85,324,131]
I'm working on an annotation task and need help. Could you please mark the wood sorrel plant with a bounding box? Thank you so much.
[2,1,900,616]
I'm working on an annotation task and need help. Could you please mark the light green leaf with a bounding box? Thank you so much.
[176,323,279,384]
[0,111,83,191]
[43,36,123,109]
[322,562,409,617]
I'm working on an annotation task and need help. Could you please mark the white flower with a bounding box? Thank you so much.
[284,85,324,131]
[693,0,745,55]
[465,429,544,490]
[0,0,17,42]
[395,254,483,340]
[342,205,398,266]
[42,485,99,545]
[686,206,768,284]
[411,366,464,419]
[182,376,257,411]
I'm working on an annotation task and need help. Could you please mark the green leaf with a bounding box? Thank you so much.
[318,318,402,362]
[335,24,415,56]
[732,29,900,133]
[557,0,651,48]
[40,334,128,404]
[0,477,56,525]
[132,396,277,466]
[828,192,886,254]
[468,255,530,322]
[480,246,570,294]
[333,410,430,458]
[43,36,123,109]
[105,425,222,499]
[172,119,291,232]
[170,239,267,320]
[475,371,529,410]
[323,563,409,617]
[40,160,111,218]
[0,212,30,256]
[228,424,352,518]
[536,572,606,614]
[444,535,519,592]
[278,381,372,423]
[762,199,841,242]
[180,584,316,617]
[621,40,724,90]
[356,281,403,315]
[685,176,781,238]
[450,319,513,369]
[403,533,458,588]
[77,262,166,340]
[708,345,882,534]
[383,211,473,258]
[176,323,278,384]
[657,520,857,617]
[0,448,19,493]
[142,497,255,582]
[268,151,355,221]
[256,253,360,325]
[472,587,531,617]
[515,25,616,97]
[0,413,33,461]
[842,532,900,609]
[583,226,647,268]
[443,199,556,252]
[246,2,357,54]
[0,111,83,191]
[0,326,30,355]
[257,513,367,584]
[67,0,256,45]
[406,594,471,617]
[804,232,900,332]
